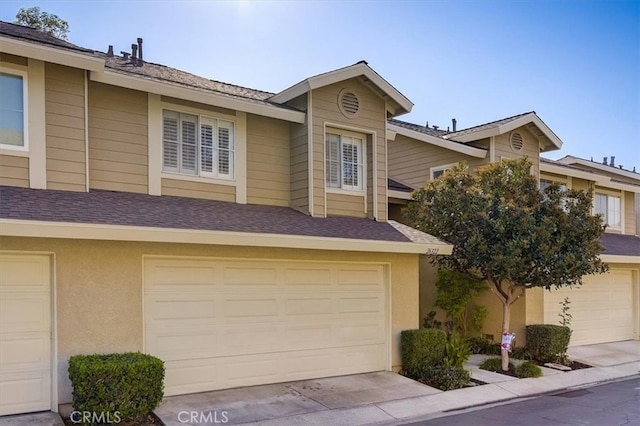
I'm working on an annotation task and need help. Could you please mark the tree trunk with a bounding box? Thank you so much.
[501,301,511,371]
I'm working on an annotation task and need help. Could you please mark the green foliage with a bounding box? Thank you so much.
[515,361,543,378]
[559,297,573,328]
[466,337,500,355]
[480,357,515,374]
[68,352,164,423]
[422,310,442,329]
[15,7,69,39]
[400,329,447,377]
[469,305,488,336]
[434,269,486,335]
[443,333,471,369]
[526,325,571,363]
[415,365,470,391]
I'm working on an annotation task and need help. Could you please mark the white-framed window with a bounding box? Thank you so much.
[326,132,364,191]
[594,193,621,228]
[0,69,28,150]
[540,179,567,192]
[430,163,456,180]
[162,109,235,180]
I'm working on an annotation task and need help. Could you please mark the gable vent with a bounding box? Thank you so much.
[338,90,360,117]
[510,132,524,152]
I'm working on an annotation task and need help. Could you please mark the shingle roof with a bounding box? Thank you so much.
[0,21,93,53]
[600,233,640,257]
[389,119,449,137]
[388,178,414,193]
[0,186,412,243]
[444,111,534,138]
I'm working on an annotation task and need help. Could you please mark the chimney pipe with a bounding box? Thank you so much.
[432,125,439,130]
[610,156,615,167]
[106,45,114,57]
[121,51,130,61]
[131,44,138,65]
[452,118,457,132]
[603,157,608,165]
[137,37,143,66]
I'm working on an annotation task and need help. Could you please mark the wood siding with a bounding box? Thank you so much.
[289,121,308,213]
[161,178,235,202]
[493,126,540,176]
[311,78,387,220]
[0,155,28,187]
[326,192,366,217]
[45,63,86,191]
[88,81,148,193]
[0,53,27,66]
[624,191,636,235]
[246,114,290,206]
[388,134,487,189]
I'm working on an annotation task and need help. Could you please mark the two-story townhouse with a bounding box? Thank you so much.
[0,22,453,415]
[386,114,640,349]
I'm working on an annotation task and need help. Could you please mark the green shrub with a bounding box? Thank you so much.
[401,328,447,377]
[526,325,571,363]
[515,361,543,378]
[416,365,470,391]
[466,337,500,355]
[68,352,164,423]
[479,357,515,373]
[443,333,471,369]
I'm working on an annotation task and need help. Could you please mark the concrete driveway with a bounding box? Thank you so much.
[155,371,441,425]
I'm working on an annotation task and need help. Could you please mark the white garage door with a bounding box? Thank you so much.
[0,254,51,415]
[544,270,635,346]
[144,258,388,396]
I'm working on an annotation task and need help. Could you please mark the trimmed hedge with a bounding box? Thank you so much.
[401,328,447,377]
[68,352,164,423]
[516,361,543,378]
[416,365,470,391]
[526,325,571,363]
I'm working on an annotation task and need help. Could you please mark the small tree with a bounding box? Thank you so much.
[14,7,69,40]
[404,158,608,371]
[434,268,486,336]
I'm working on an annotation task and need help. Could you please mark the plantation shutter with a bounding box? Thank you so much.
[163,111,179,171]
[181,114,198,174]
[326,133,340,187]
[218,121,234,178]
[200,118,215,175]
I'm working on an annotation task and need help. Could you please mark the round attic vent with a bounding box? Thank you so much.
[510,132,524,152]
[338,90,360,117]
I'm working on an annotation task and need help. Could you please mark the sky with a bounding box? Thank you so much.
[2,0,639,170]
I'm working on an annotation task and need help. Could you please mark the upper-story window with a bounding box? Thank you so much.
[0,70,27,150]
[326,132,364,191]
[540,179,567,192]
[594,193,621,228]
[430,163,456,180]
[163,110,235,180]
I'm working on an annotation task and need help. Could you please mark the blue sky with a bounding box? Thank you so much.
[2,1,639,169]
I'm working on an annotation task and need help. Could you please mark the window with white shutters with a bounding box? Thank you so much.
[325,132,363,191]
[162,110,235,179]
[595,193,621,228]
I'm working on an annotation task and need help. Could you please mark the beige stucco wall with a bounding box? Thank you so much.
[0,236,418,405]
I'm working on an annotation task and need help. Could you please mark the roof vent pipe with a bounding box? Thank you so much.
[137,38,143,66]
[452,118,457,132]
[432,125,439,130]
[603,157,608,165]
[121,51,130,60]
[131,44,138,66]
[610,156,615,167]
[106,45,114,57]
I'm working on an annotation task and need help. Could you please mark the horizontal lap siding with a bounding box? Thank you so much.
[0,155,28,187]
[624,191,635,235]
[88,82,148,194]
[326,193,366,217]
[312,79,386,219]
[0,53,27,66]
[247,114,290,206]
[289,122,308,213]
[494,127,540,176]
[45,64,86,191]
[162,178,235,202]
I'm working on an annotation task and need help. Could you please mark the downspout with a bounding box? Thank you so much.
[84,70,90,192]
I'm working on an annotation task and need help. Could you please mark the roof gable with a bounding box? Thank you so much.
[557,155,640,183]
[269,61,413,117]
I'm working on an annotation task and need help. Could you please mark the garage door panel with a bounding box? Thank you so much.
[0,254,51,415]
[544,269,635,346]
[146,263,218,288]
[145,258,388,396]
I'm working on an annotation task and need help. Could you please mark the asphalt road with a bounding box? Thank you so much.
[402,377,640,426]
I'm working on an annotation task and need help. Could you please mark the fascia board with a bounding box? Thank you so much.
[389,124,488,158]
[599,254,640,263]
[388,190,412,200]
[0,219,451,255]
[0,36,104,71]
[91,70,306,124]
[497,115,563,150]
[559,157,640,182]
[541,163,640,193]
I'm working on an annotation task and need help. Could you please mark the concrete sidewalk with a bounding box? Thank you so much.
[156,341,640,426]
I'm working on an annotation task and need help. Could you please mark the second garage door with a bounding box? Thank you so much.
[144,257,389,396]
[544,269,636,346]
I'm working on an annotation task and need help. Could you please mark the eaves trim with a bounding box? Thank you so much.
[389,123,487,158]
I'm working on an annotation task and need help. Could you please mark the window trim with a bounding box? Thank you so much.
[0,66,29,152]
[325,129,365,193]
[161,107,236,182]
[594,191,622,230]
[430,163,457,180]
